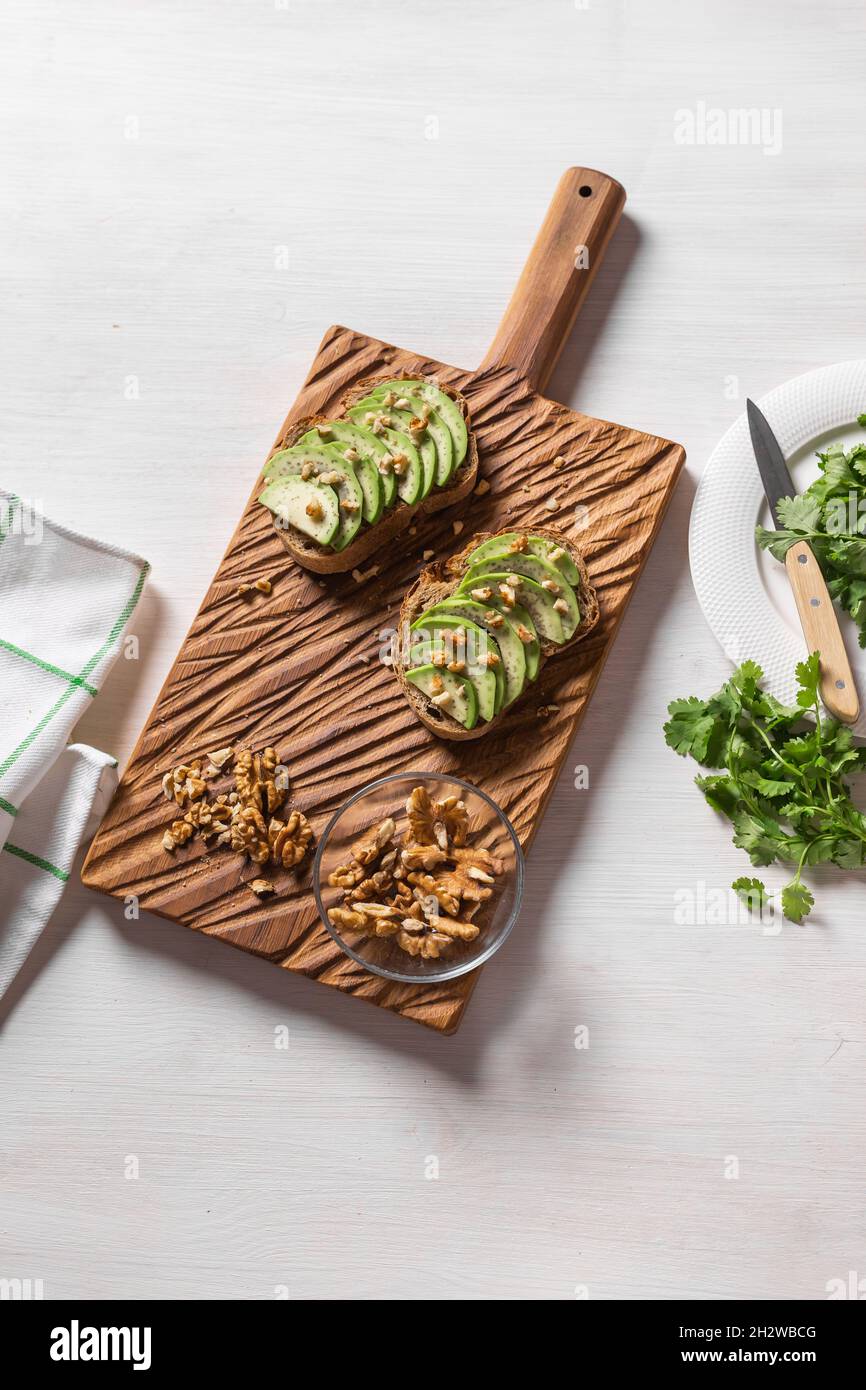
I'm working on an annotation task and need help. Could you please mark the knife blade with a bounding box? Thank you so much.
[746,398,796,528]
[746,397,859,724]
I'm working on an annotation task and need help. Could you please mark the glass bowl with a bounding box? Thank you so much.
[313,772,524,984]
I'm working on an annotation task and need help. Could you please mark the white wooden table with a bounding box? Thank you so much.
[2,0,865,1301]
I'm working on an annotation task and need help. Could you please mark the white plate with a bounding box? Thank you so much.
[689,361,866,737]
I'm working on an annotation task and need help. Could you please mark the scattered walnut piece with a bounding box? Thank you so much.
[553,455,566,470]
[235,747,288,817]
[475,479,490,496]
[236,583,252,597]
[207,747,234,771]
[163,761,207,808]
[249,878,274,897]
[254,577,272,594]
[230,806,270,864]
[269,809,313,869]
[452,520,464,536]
[544,496,559,512]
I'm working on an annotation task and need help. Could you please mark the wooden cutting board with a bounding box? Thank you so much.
[81,168,685,1033]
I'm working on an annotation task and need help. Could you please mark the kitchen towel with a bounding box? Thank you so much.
[0,488,148,993]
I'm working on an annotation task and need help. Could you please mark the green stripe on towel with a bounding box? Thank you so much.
[3,842,69,881]
[0,639,98,696]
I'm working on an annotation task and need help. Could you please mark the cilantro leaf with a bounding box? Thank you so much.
[795,652,821,708]
[780,880,814,924]
[775,494,822,532]
[732,877,770,913]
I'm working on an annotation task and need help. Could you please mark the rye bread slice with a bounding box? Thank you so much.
[268,375,478,574]
[394,525,600,741]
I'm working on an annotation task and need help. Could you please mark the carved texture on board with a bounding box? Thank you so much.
[82,325,685,1033]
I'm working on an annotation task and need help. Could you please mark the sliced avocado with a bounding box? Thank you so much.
[367,386,454,486]
[421,598,526,707]
[408,619,502,719]
[467,532,581,587]
[259,476,340,547]
[462,550,580,639]
[303,419,397,509]
[345,407,423,506]
[406,664,478,730]
[351,395,436,499]
[299,422,385,522]
[456,569,565,644]
[483,597,539,680]
[264,443,364,550]
[376,378,468,468]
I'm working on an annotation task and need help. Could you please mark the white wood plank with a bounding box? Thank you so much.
[1,0,865,1301]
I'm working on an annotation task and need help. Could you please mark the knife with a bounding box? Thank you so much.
[747,397,859,724]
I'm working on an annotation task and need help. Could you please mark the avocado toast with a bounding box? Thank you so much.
[259,375,478,574]
[395,526,599,740]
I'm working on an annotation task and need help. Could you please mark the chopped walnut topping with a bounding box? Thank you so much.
[377,454,394,475]
[549,546,567,563]
[431,650,447,667]
[306,498,324,521]
[553,598,570,615]
[446,659,466,674]
[207,747,234,770]
[498,583,517,607]
[300,460,318,481]
[509,535,529,553]
[390,451,409,476]
[431,690,452,708]
[343,446,359,462]
[316,424,333,440]
[483,610,505,628]
[422,549,434,561]
[541,578,561,594]
[339,497,360,514]
[516,623,534,644]
[484,651,501,668]
[470,586,493,602]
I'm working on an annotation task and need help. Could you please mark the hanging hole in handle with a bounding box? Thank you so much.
[579,185,593,198]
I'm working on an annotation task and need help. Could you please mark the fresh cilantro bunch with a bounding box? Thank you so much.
[664,653,866,923]
[756,414,866,645]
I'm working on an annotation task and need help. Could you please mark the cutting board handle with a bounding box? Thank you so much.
[480,167,626,394]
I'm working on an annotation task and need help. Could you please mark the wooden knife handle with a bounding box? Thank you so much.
[480,167,626,393]
[785,540,860,723]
